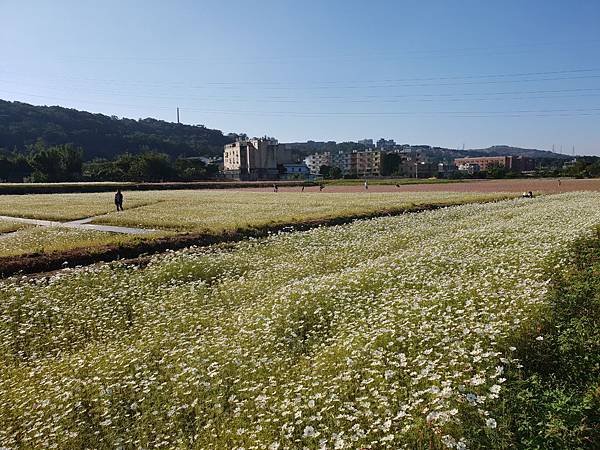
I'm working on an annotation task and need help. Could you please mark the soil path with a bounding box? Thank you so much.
[243,178,600,194]
[0,215,156,235]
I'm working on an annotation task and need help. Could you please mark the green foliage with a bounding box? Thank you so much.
[318,164,330,177]
[28,141,84,182]
[380,153,401,176]
[0,99,232,159]
[83,152,219,182]
[563,157,600,178]
[491,230,600,449]
[0,151,31,182]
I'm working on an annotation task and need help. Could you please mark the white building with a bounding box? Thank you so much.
[304,152,331,175]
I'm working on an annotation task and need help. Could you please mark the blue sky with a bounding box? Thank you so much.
[1,0,599,154]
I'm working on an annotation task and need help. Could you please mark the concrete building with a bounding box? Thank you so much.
[304,152,331,175]
[376,138,396,150]
[354,150,382,177]
[280,163,311,180]
[453,156,535,172]
[358,138,374,146]
[457,163,481,175]
[305,149,383,178]
[223,137,283,180]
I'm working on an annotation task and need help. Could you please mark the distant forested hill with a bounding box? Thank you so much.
[0,100,234,159]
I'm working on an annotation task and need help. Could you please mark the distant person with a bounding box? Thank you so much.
[301,185,305,192]
[364,179,369,190]
[528,191,533,198]
[319,184,324,192]
[395,184,400,188]
[558,179,562,187]
[273,184,278,193]
[114,189,124,211]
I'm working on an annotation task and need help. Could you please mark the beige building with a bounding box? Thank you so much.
[306,149,382,177]
[354,150,381,177]
[223,137,282,180]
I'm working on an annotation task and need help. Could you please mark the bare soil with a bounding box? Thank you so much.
[247,178,600,194]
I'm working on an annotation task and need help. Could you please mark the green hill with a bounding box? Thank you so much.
[0,99,233,159]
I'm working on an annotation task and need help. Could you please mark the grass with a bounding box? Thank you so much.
[0,192,159,221]
[0,190,508,227]
[0,219,31,234]
[91,191,511,232]
[483,230,600,449]
[1,193,599,448]
[0,191,513,258]
[0,190,512,258]
[0,226,171,258]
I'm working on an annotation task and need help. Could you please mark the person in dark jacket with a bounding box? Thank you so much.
[115,189,124,211]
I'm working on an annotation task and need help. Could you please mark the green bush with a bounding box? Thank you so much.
[492,229,600,449]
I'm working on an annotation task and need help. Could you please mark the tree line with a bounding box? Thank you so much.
[0,141,219,182]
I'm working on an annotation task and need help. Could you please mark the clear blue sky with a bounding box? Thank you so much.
[1,0,599,154]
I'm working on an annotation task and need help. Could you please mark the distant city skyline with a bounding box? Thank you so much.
[1,0,599,154]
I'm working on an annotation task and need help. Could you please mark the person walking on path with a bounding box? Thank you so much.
[364,179,369,190]
[115,189,124,211]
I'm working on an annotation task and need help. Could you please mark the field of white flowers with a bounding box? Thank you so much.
[91,191,508,232]
[0,218,30,234]
[1,192,599,449]
[0,226,168,258]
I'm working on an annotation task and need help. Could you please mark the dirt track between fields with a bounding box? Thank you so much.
[245,178,600,194]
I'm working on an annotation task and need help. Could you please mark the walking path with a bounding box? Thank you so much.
[0,215,156,235]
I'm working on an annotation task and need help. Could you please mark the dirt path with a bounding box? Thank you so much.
[243,178,600,194]
[0,215,156,235]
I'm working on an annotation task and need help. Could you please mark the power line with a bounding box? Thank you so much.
[22,38,600,64]
[2,90,599,118]
[1,68,600,89]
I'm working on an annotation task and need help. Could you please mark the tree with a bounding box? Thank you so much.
[330,167,343,179]
[381,153,401,176]
[319,165,331,177]
[28,142,83,182]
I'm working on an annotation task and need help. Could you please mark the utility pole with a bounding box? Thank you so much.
[177,107,180,124]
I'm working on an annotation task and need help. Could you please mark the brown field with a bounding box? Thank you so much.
[247,178,600,193]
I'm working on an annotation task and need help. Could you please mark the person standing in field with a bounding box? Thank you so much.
[364,179,369,190]
[115,189,124,211]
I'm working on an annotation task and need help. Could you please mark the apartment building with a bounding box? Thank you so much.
[305,149,382,177]
[304,152,331,175]
[454,156,535,172]
[223,137,282,180]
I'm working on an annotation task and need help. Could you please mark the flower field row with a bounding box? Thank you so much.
[1,193,599,448]
[91,191,510,232]
[0,189,509,229]
[0,218,31,234]
[0,226,168,258]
